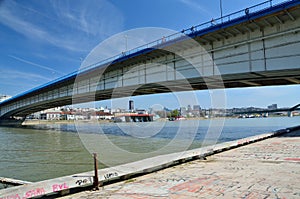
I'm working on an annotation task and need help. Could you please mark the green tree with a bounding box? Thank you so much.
[171,109,179,117]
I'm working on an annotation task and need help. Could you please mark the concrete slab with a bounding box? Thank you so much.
[59,127,300,199]
[0,177,31,186]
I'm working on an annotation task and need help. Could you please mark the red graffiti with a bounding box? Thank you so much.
[237,140,243,145]
[284,157,300,161]
[0,194,21,199]
[52,182,69,192]
[23,188,45,198]
[169,177,216,193]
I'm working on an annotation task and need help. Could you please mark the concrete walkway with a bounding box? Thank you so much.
[61,129,300,199]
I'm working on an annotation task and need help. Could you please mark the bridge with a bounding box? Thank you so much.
[1,0,300,123]
[234,103,300,117]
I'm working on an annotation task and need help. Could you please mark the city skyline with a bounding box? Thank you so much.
[1,0,300,110]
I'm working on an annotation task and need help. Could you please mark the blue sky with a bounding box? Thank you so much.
[0,0,299,110]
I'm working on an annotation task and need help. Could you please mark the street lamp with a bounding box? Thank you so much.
[220,0,223,23]
[124,35,128,52]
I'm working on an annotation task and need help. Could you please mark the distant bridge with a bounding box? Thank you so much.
[1,0,300,122]
[234,103,300,117]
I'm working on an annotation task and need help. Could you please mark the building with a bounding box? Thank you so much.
[41,111,62,120]
[129,100,134,111]
[187,105,192,113]
[268,104,278,110]
[39,107,62,120]
[180,107,187,117]
[193,105,201,111]
[90,111,113,120]
[114,111,154,122]
[192,105,201,117]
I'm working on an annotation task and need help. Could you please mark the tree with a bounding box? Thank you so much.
[169,109,179,118]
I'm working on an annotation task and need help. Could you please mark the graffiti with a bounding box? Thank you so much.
[159,178,186,183]
[0,194,21,199]
[169,177,218,193]
[23,188,45,199]
[52,182,69,192]
[75,179,89,186]
[0,188,45,199]
[104,172,118,180]
[237,139,250,145]
[284,157,300,161]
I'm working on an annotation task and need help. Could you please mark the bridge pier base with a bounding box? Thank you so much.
[0,118,25,127]
[288,111,293,117]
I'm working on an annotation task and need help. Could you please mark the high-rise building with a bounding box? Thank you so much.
[193,105,201,111]
[267,104,277,110]
[180,107,187,116]
[187,105,192,112]
[129,100,134,111]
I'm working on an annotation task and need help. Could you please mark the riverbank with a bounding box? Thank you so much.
[60,126,300,198]
[22,119,111,125]
[22,115,298,125]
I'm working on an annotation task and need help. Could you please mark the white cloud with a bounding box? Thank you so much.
[179,0,215,17]
[0,0,124,53]
[82,27,178,68]
[0,69,52,83]
[8,55,65,75]
[0,69,53,96]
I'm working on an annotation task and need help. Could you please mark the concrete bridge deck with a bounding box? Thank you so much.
[60,129,300,199]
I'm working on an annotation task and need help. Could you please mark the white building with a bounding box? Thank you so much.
[45,112,62,120]
[40,107,62,120]
[90,111,114,120]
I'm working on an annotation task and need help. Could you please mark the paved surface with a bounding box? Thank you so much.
[61,130,300,199]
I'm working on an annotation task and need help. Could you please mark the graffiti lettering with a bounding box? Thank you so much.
[166,178,186,183]
[23,188,45,199]
[75,179,88,186]
[52,182,69,192]
[0,194,21,199]
[104,172,118,180]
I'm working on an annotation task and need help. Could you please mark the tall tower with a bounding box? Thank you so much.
[129,100,134,111]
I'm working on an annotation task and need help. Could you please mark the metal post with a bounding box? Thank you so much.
[93,153,99,190]
[124,35,128,52]
[220,0,223,23]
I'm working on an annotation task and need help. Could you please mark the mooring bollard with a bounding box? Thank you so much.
[93,153,99,190]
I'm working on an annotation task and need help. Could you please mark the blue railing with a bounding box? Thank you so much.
[76,0,276,73]
[0,0,297,105]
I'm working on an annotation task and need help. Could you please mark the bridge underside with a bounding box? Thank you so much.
[4,67,300,118]
[1,0,300,119]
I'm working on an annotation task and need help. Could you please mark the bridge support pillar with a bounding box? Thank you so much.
[288,111,293,117]
[0,118,25,126]
[265,112,269,117]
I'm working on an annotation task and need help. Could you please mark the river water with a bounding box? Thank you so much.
[0,117,299,183]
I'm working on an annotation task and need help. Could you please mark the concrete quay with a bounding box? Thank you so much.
[61,128,300,199]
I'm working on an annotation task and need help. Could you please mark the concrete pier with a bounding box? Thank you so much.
[0,118,25,127]
[0,177,31,186]
[60,128,300,199]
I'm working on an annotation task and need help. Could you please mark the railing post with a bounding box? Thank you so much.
[93,153,99,190]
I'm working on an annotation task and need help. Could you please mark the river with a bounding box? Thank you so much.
[0,117,299,183]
